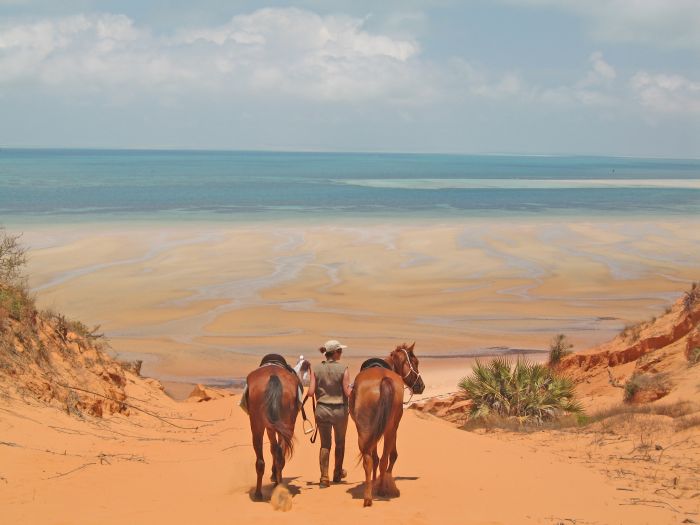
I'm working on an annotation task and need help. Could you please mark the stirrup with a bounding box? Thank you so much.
[303,419,315,435]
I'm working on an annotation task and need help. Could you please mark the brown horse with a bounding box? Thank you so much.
[349,342,425,507]
[245,355,301,500]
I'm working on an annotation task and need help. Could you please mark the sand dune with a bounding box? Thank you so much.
[0,389,678,525]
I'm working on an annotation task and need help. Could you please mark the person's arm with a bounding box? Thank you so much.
[306,369,317,398]
[342,368,352,397]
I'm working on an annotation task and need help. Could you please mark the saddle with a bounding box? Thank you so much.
[259,354,297,376]
[238,354,302,415]
[360,357,392,372]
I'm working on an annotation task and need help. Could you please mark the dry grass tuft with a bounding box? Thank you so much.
[623,372,671,403]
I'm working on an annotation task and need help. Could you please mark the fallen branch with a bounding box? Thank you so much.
[51,381,200,430]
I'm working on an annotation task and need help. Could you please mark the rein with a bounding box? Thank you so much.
[300,394,318,443]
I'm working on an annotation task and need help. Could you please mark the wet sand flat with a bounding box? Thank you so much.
[21,218,700,390]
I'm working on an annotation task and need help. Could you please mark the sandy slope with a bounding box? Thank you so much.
[0,386,680,525]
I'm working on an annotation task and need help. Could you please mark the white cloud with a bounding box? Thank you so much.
[587,51,615,83]
[630,71,700,114]
[0,8,422,101]
[0,6,697,122]
[505,0,700,51]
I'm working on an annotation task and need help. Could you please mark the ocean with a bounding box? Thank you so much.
[1,148,700,222]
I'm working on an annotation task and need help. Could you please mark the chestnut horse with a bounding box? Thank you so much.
[245,355,301,500]
[349,342,425,507]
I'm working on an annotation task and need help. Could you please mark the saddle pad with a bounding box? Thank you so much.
[360,358,392,371]
[259,353,297,376]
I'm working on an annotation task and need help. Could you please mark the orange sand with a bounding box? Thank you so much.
[0,388,680,525]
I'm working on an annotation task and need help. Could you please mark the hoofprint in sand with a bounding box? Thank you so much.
[21,218,700,387]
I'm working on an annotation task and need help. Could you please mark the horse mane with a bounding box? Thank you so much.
[393,341,415,353]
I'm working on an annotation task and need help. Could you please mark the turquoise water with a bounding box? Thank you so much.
[1,149,699,221]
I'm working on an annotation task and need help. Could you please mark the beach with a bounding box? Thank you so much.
[3,0,700,520]
[18,217,700,397]
[2,151,700,524]
[2,388,687,525]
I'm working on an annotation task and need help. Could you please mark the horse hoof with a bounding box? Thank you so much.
[254,491,263,501]
[363,499,372,507]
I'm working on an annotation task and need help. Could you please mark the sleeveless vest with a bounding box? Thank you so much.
[313,360,346,405]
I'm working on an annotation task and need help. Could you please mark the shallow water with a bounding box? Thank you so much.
[2,149,699,221]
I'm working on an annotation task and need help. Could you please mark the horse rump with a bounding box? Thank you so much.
[263,373,294,458]
[361,376,394,455]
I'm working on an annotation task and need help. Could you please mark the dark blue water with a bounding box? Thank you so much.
[1,148,699,221]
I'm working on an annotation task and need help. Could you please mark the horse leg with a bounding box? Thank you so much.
[266,427,279,484]
[357,430,374,507]
[274,431,285,485]
[252,426,265,501]
[388,443,398,474]
[362,451,373,507]
[379,429,400,498]
[371,447,379,481]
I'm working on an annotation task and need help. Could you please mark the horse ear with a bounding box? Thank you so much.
[408,341,415,351]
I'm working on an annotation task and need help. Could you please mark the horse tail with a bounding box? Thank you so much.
[263,374,294,459]
[361,376,394,455]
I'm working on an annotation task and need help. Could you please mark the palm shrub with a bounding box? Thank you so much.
[458,358,583,424]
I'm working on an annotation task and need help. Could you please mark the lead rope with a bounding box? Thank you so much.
[403,385,415,406]
[301,394,318,443]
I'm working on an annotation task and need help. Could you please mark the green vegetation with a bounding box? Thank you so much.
[683,282,699,313]
[0,227,34,327]
[689,347,700,366]
[0,227,26,286]
[620,322,642,343]
[458,357,583,425]
[623,372,670,402]
[548,333,573,366]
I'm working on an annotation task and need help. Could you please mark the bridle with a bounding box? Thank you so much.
[396,347,422,405]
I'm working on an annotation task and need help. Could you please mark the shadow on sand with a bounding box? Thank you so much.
[345,476,419,502]
[247,476,301,502]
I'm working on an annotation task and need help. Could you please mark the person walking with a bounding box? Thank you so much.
[306,340,352,488]
[293,355,311,386]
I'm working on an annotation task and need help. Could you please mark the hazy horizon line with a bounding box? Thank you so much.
[2,145,699,162]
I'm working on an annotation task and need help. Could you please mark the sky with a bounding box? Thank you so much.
[0,0,699,156]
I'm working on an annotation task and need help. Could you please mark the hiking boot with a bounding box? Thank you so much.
[319,448,330,488]
[332,469,347,483]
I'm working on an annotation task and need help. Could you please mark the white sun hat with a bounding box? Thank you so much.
[322,340,347,352]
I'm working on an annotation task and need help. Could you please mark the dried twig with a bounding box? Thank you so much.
[607,368,625,389]
[45,462,97,480]
[620,498,680,513]
[51,381,200,430]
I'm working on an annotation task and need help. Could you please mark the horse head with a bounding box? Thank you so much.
[389,342,425,394]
